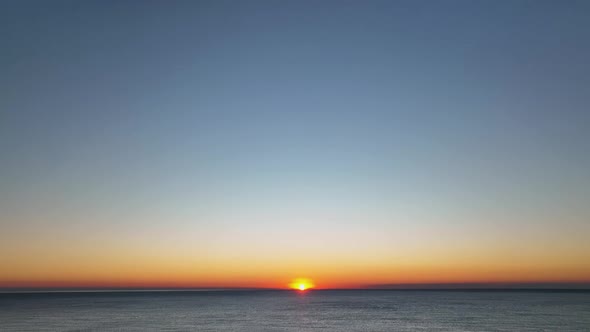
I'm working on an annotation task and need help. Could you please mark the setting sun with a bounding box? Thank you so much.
[289,278,315,291]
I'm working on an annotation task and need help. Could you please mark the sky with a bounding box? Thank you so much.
[1,0,589,289]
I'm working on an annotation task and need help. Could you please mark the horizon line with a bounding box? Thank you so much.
[2,282,590,294]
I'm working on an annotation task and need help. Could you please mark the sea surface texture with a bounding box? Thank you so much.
[1,290,589,331]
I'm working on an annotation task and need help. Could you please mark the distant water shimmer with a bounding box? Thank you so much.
[1,290,589,331]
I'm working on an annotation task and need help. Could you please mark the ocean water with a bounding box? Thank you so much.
[0,290,589,331]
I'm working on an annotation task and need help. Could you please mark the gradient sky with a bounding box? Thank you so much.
[1,0,590,289]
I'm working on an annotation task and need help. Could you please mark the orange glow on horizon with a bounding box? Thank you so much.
[2,235,589,290]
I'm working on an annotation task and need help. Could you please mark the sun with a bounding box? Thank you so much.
[289,278,315,291]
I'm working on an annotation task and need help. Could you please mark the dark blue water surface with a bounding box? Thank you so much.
[1,290,589,331]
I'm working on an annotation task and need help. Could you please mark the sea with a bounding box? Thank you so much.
[0,290,589,331]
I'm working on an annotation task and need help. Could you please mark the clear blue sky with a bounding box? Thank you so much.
[1,0,589,287]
